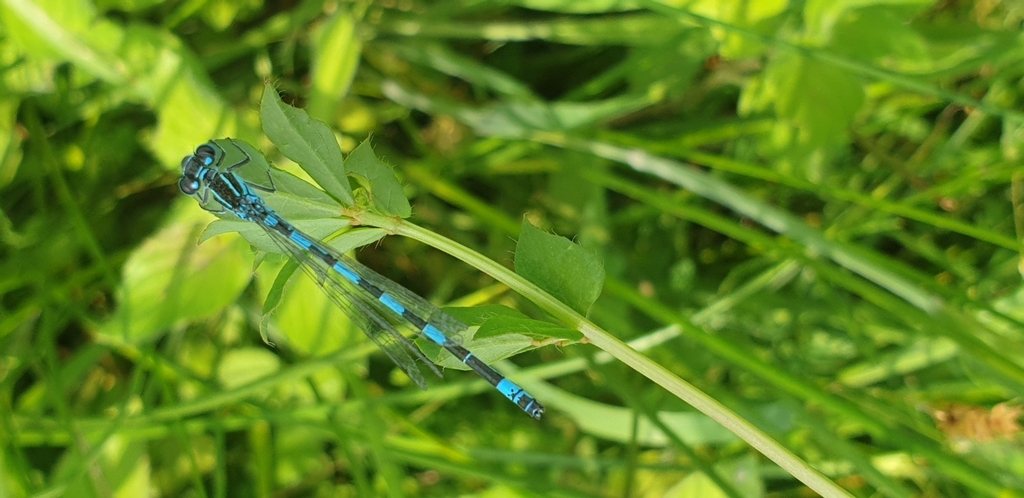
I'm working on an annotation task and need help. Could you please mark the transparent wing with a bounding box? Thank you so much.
[255,220,440,389]
[340,251,470,342]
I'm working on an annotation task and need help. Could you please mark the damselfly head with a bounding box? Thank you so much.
[179,143,220,195]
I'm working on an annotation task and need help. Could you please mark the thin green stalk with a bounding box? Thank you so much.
[352,211,853,498]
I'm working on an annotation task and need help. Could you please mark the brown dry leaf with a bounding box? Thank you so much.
[932,403,1022,442]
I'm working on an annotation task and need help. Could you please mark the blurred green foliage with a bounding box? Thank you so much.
[2,0,1024,497]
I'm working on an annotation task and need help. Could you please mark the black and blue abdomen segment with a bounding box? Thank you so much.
[332,247,544,417]
[263,212,545,419]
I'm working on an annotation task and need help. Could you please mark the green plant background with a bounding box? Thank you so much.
[2,0,1024,497]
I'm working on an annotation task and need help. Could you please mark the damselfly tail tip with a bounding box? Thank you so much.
[528,404,545,420]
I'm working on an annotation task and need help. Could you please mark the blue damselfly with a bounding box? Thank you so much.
[179,138,544,419]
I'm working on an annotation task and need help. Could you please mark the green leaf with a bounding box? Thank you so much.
[514,220,605,315]
[217,347,282,389]
[344,139,412,217]
[54,435,150,497]
[409,305,562,370]
[682,0,788,59]
[260,258,299,346]
[260,84,353,204]
[325,227,387,254]
[804,0,932,44]
[449,304,583,342]
[830,5,929,62]
[199,0,262,31]
[623,38,709,100]
[308,9,361,121]
[0,0,123,84]
[97,202,253,342]
[136,25,244,165]
[764,53,865,145]
[664,456,762,498]
[418,328,536,371]
[264,168,344,219]
[268,262,358,357]
[556,392,790,446]
[477,311,583,342]
[200,218,350,254]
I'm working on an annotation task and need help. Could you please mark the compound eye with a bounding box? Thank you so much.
[196,144,217,166]
[179,177,200,195]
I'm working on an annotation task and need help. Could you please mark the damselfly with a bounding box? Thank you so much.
[179,138,544,419]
